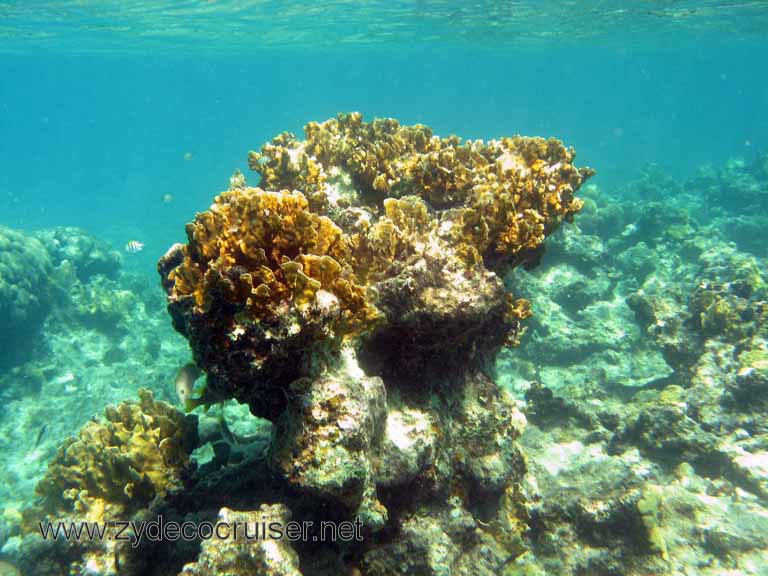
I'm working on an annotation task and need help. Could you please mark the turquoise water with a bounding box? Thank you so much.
[2,3,766,246]
[1,2,767,575]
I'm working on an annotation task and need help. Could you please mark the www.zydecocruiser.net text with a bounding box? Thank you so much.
[38,515,364,548]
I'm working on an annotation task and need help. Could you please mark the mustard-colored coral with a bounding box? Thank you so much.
[169,186,379,338]
[167,113,591,363]
[248,112,592,266]
[350,195,435,283]
[32,389,196,523]
[503,294,533,347]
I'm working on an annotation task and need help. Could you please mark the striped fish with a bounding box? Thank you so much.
[125,240,145,253]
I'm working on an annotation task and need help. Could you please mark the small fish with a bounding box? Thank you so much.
[125,240,145,253]
[183,151,193,161]
[162,193,174,204]
[34,424,48,448]
[175,362,205,411]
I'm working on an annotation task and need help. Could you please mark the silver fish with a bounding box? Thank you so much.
[175,362,202,410]
[125,240,145,253]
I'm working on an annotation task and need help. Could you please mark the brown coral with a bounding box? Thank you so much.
[161,113,592,418]
[168,187,378,339]
[248,112,593,269]
[33,389,197,522]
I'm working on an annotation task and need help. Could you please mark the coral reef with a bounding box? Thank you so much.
[180,505,302,576]
[515,418,768,575]
[496,170,768,575]
[160,113,592,420]
[152,113,590,573]
[628,242,766,381]
[495,187,675,394]
[0,226,54,368]
[9,124,768,576]
[689,152,768,214]
[0,259,190,535]
[15,389,197,576]
[57,273,140,336]
[33,226,122,282]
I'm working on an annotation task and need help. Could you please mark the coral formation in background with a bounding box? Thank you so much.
[0,243,192,575]
[618,154,768,258]
[0,226,54,368]
[0,225,125,370]
[33,226,122,282]
[690,152,768,213]
[501,176,768,574]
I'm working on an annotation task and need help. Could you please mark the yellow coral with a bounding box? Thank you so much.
[349,195,434,283]
[248,113,593,268]
[168,114,592,352]
[32,389,196,522]
[503,295,533,347]
[169,186,378,339]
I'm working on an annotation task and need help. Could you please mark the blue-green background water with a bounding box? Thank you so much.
[1,2,767,271]
[1,3,768,573]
